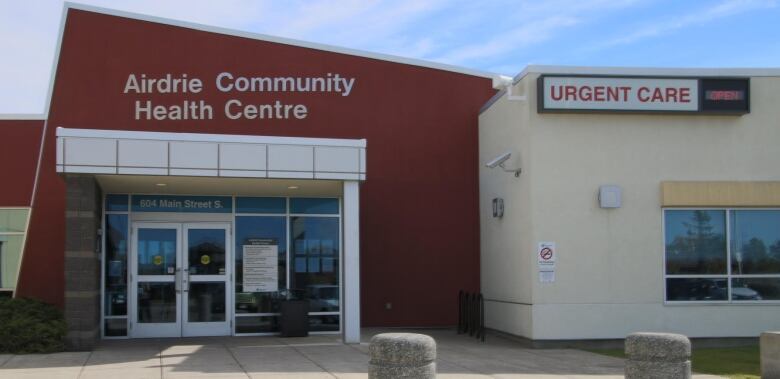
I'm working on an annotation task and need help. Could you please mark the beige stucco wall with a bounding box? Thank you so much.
[479,72,780,340]
[478,80,534,337]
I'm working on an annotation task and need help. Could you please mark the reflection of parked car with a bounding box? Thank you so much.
[708,281,762,300]
[670,279,763,301]
[732,286,762,300]
[307,285,339,311]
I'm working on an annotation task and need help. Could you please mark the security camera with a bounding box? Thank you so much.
[485,152,512,169]
[485,151,521,177]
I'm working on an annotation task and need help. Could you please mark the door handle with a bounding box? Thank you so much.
[175,268,182,294]
[183,268,190,293]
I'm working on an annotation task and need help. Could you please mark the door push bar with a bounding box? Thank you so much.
[175,268,191,294]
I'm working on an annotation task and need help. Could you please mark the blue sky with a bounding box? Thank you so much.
[1,0,778,114]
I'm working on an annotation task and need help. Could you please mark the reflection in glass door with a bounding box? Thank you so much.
[131,223,181,338]
[130,223,231,338]
[182,224,231,336]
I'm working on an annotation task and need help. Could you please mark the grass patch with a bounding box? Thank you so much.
[691,346,760,379]
[586,346,760,379]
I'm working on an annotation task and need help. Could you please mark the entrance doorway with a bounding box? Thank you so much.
[129,222,232,337]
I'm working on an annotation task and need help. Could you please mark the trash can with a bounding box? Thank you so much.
[280,299,309,337]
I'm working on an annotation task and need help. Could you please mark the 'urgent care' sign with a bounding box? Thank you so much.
[537,75,749,114]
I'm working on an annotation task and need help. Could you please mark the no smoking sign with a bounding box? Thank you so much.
[537,242,556,267]
[540,247,553,261]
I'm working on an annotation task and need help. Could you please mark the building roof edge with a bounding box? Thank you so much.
[63,2,504,81]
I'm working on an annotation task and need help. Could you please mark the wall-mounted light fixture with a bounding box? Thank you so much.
[492,198,504,218]
[485,151,521,177]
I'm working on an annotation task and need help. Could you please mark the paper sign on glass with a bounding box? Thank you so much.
[242,238,278,292]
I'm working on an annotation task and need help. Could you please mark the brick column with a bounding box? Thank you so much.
[64,175,102,350]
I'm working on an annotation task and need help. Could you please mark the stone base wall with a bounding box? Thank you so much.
[64,175,102,351]
[761,332,780,379]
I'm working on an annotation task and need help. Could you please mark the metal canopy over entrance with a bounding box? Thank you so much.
[55,127,366,181]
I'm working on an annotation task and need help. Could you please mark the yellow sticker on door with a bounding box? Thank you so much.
[201,255,211,265]
[153,255,163,265]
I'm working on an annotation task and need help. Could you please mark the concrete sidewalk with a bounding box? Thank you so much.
[0,328,723,378]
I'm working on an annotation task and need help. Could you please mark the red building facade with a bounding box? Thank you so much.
[0,5,497,347]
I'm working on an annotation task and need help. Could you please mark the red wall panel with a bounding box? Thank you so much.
[17,9,496,325]
[0,120,42,207]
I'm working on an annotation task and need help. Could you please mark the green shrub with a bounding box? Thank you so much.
[0,297,66,353]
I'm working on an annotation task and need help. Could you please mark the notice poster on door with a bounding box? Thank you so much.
[243,238,278,292]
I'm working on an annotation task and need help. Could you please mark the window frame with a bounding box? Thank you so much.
[0,207,32,295]
[101,195,130,339]
[101,195,344,338]
[663,207,780,305]
[233,197,342,336]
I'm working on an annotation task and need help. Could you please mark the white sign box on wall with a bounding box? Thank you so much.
[538,76,699,112]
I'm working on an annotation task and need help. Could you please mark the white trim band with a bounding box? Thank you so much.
[56,128,367,181]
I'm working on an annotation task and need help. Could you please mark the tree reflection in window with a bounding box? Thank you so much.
[731,210,780,275]
[665,210,727,275]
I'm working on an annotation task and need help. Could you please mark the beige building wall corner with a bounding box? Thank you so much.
[481,69,780,341]
[479,78,535,338]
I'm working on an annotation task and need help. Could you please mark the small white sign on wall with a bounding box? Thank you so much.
[537,242,556,268]
[537,241,556,283]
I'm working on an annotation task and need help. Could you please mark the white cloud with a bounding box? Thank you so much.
[594,0,777,49]
[434,16,579,65]
[429,0,643,66]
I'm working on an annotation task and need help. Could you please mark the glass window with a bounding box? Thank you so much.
[0,235,25,289]
[665,209,780,302]
[0,208,29,291]
[290,198,339,214]
[104,318,127,337]
[137,283,176,323]
[235,216,287,314]
[188,282,226,322]
[229,198,342,333]
[666,278,728,301]
[291,217,340,312]
[236,197,286,214]
[105,214,128,317]
[730,210,780,275]
[105,194,129,212]
[309,315,340,332]
[665,210,727,275]
[0,209,28,233]
[235,315,279,334]
[731,278,780,301]
[187,229,226,275]
[136,229,177,276]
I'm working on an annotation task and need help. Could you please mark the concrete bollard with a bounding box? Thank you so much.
[761,331,780,379]
[368,333,436,379]
[625,332,691,379]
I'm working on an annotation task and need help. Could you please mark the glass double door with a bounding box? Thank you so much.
[130,222,231,338]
